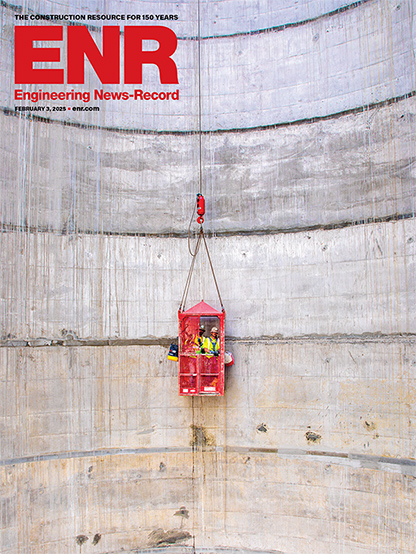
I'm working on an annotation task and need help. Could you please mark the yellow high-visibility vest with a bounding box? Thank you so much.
[204,336,219,354]
[194,335,205,351]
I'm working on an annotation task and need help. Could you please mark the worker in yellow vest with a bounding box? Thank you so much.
[204,327,220,356]
[194,324,206,353]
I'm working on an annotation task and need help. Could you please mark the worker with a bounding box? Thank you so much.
[203,326,220,376]
[205,327,220,357]
[194,324,206,353]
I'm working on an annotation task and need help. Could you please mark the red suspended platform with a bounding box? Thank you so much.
[178,300,225,396]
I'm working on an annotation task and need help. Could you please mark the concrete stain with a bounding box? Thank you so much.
[190,424,215,447]
[174,506,189,519]
[257,423,268,433]
[364,420,376,431]
[148,529,192,547]
[76,535,88,546]
[305,431,322,444]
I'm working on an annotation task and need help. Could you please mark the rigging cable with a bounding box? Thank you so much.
[180,222,224,312]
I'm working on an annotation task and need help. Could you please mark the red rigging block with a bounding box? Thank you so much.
[14,25,178,84]
[178,301,225,397]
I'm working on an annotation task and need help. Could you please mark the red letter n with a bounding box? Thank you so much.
[124,26,178,84]
[67,26,120,84]
[15,26,63,84]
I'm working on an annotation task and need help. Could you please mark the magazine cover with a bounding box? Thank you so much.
[1,1,415,553]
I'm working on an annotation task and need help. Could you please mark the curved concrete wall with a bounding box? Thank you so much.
[2,96,415,235]
[1,1,416,554]
[1,221,415,339]
[2,0,415,131]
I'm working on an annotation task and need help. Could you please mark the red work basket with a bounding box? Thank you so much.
[178,301,225,396]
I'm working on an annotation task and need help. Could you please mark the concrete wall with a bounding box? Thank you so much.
[1,1,415,554]
[1,341,416,554]
[2,96,416,235]
[2,0,415,130]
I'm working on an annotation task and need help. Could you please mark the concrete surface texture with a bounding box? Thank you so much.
[1,0,415,553]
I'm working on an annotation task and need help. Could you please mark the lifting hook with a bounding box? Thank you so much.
[196,193,205,225]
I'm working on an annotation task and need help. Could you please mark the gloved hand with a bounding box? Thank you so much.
[200,347,205,353]
[214,351,219,357]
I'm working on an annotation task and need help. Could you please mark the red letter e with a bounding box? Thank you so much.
[15,26,64,84]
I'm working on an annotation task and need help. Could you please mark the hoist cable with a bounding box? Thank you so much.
[191,2,202,544]
[187,0,203,258]
[197,0,203,195]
